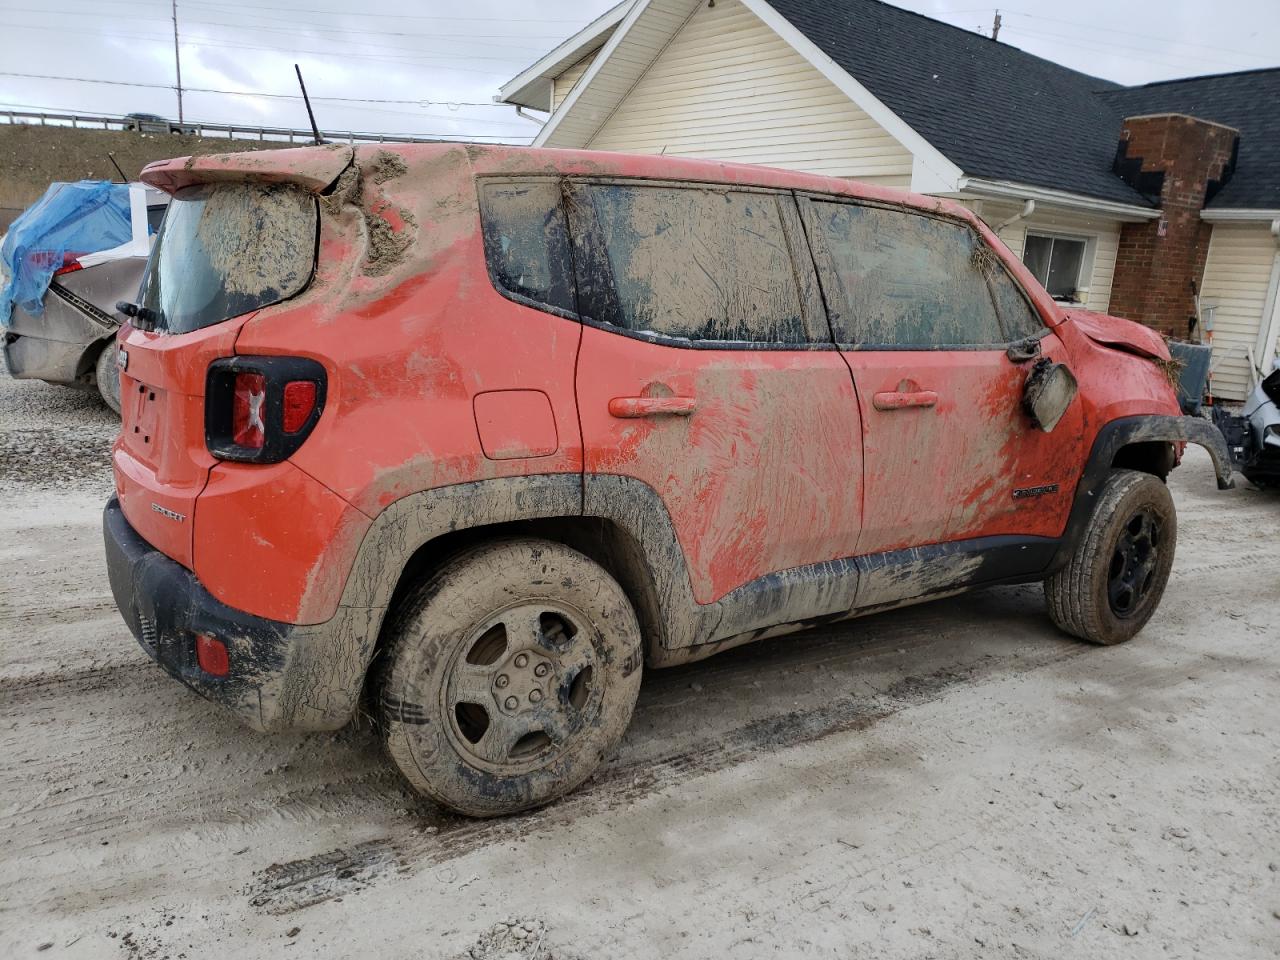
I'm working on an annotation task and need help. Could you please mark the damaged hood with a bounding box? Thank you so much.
[140,145,354,195]
[1063,309,1171,361]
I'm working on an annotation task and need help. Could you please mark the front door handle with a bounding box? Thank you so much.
[608,396,697,418]
[873,390,938,411]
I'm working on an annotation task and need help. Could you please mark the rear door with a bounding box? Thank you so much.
[800,196,1085,557]
[114,179,319,567]
[570,180,863,606]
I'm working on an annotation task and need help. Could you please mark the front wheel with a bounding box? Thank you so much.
[378,538,643,817]
[1045,469,1177,645]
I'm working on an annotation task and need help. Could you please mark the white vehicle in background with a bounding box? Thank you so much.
[2,183,168,413]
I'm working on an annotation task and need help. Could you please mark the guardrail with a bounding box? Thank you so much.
[0,109,449,145]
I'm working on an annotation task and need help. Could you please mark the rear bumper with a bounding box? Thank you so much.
[3,331,93,384]
[104,496,369,732]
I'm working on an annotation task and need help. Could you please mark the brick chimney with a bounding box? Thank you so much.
[1107,114,1239,338]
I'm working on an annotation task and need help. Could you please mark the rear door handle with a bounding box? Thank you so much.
[872,390,938,411]
[608,397,697,418]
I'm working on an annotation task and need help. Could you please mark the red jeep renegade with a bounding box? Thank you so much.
[104,144,1232,816]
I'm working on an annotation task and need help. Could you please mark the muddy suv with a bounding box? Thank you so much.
[103,144,1232,816]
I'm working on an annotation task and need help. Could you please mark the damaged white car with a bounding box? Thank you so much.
[1,181,167,413]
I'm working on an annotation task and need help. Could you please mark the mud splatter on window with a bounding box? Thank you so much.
[139,182,316,334]
[810,201,1005,347]
[586,185,806,344]
[985,257,1044,340]
[478,180,575,314]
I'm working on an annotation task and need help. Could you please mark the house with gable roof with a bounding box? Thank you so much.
[498,0,1280,400]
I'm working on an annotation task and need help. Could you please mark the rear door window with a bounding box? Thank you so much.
[478,179,576,315]
[808,200,1008,347]
[580,184,808,344]
[139,182,317,334]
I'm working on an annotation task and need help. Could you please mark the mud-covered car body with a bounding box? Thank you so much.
[1213,368,1280,487]
[103,144,1232,737]
[3,184,167,408]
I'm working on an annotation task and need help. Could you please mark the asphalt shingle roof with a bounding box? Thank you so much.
[766,0,1279,210]
[1098,71,1280,209]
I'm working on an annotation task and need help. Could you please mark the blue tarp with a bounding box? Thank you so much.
[1,180,133,326]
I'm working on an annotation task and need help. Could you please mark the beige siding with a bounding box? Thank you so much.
[552,50,600,111]
[1199,223,1278,401]
[585,0,912,185]
[963,200,1121,314]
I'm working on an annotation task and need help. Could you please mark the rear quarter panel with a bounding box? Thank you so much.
[225,146,584,623]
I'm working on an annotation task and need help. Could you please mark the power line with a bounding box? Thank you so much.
[1000,25,1246,73]
[1004,10,1273,63]
[183,0,593,23]
[0,102,535,141]
[0,21,553,63]
[0,0,594,19]
[0,70,534,111]
[0,4,570,43]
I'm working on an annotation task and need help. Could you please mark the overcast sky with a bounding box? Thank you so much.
[0,0,1276,141]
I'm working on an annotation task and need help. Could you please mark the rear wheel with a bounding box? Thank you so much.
[378,538,643,817]
[95,342,121,415]
[1045,469,1177,645]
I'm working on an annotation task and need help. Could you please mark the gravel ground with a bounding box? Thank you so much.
[0,365,1277,959]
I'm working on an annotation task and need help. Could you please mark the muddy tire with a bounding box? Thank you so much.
[95,342,121,415]
[378,538,643,817]
[1045,469,1177,645]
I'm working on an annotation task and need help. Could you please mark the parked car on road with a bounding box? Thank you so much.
[2,181,168,412]
[103,144,1233,816]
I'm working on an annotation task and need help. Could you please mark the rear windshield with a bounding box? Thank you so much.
[138,182,317,333]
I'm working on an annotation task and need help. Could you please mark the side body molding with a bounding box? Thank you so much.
[583,475,1059,667]
[295,415,1226,728]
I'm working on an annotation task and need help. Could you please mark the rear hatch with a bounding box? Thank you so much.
[114,149,347,567]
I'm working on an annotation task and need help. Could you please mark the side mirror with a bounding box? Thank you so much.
[1023,359,1078,433]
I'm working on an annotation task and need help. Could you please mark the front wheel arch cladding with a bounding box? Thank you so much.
[1048,414,1234,577]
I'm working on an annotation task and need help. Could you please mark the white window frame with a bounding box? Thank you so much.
[1022,230,1096,307]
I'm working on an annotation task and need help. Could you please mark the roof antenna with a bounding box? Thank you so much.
[294,63,324,145]
[107,152,128,183]
[991,9,1002,42]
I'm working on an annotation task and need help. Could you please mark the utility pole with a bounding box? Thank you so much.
[991,9,1002,42]
[171,0,184,123]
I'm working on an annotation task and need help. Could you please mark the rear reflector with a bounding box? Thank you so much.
[195,635,230,677]
[231,372,267,449]
[282,380,318,433]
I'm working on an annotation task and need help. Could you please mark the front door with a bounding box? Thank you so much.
[800,196,1085,558]
[570,181,863,605]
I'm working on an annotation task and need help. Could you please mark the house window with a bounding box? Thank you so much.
[1023,234,1087,302]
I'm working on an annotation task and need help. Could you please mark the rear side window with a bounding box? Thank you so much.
[140,182,316,334]
[810,200,1005,347]
[584,184,806,344]
[478,180,575,314]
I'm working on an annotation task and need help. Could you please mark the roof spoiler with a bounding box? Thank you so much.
[139,145,354,196]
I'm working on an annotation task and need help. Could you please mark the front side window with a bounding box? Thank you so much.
[140,182,316,334]
[583,184,807,344]
[1022,233,1086,302]
[478,180,576,314]
[810,200,1005,347]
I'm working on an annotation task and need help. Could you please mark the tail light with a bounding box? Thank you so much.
[232,373,267,448]
[53,256,84,277]
[206,357,326,463]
